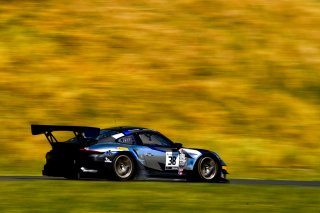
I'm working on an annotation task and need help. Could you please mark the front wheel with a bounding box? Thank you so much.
[111,154,135,181]
[187,156,221,182]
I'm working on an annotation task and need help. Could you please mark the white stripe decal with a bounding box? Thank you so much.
[112,133,125,139]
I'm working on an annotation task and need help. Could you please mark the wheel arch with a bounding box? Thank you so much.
[188,151,222,170]
[113,151,138,164]
[194,152,222,168]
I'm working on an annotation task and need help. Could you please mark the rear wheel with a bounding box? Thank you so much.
[64,160,81,180]
[111,154,135,181]
[65,170,81,180]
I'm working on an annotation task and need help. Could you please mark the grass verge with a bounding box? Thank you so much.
[0,180,319,212]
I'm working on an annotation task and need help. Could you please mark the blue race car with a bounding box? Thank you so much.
[31,125,228,182]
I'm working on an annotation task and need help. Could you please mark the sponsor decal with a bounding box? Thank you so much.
[104,157,112,163]
[117,147,129,151]
[178,153,186,175]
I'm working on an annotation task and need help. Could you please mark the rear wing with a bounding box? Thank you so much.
[31,124,100,145]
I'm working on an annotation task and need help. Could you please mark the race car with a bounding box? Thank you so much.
[31,125,228,182]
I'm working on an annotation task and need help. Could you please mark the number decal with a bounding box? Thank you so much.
[168,156,177,165]
[166,152,179,169]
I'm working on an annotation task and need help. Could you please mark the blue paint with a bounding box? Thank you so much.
[123,130,133,135]
[148,146,166,153]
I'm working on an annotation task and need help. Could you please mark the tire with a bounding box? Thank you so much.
[65,170,81,180]
[187,155,221,182]
[111,154,135,181]
[64,160,81,180]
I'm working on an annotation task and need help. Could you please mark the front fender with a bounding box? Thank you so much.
[183,149,225,171]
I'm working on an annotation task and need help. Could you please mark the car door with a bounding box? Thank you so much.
[137,132,179,172]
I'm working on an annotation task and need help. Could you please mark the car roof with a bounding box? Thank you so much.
[98,126,172,143]
[100,126,152,134]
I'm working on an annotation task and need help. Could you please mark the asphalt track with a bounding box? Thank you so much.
[0,176,319,187]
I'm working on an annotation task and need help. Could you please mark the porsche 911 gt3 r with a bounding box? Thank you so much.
[31,125,228,182]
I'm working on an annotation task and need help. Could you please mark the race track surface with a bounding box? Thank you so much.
[0,176,319,187]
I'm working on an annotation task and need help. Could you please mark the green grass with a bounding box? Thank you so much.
[0,180,319,213]
[1,0,320,179]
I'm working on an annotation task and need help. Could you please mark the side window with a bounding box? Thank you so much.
[117,135,136,145]
[139,133,172,147]
[97,130,118,143]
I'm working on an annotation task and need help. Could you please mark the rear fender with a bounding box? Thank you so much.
[107,151,138,167]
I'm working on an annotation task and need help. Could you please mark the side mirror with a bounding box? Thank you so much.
[174,142,183,149]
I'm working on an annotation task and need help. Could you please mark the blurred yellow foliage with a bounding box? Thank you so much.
[1,0,320,179]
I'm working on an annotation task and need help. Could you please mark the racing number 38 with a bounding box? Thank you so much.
[165,152,179,169]
[168,156,177,165]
